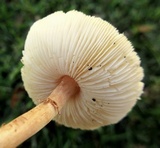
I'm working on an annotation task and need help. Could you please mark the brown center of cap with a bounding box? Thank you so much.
[59,75,80,98]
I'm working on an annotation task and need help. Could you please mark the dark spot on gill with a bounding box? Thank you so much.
[92,119,95,122]
[92,98,96,102]
[88,67,92,70]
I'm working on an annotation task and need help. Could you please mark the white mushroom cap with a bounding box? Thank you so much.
[21,10,144,130]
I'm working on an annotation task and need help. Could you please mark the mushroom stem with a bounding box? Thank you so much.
[0,76,79,148]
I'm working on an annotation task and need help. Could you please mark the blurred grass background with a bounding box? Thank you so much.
[0,0,160,147]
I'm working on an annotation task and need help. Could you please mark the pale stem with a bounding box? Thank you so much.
[0,76,79,148]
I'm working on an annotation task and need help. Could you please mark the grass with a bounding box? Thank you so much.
[0,0,160,147]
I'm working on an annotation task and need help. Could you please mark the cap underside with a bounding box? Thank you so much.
[21,10,144,130]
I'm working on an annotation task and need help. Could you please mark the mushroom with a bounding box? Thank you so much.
[0,10,144,147]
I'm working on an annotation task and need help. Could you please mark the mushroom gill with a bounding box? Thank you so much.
[21,10,144,130]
